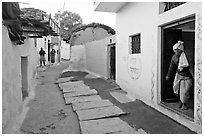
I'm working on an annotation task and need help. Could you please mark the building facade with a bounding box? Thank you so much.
[2,25,39,133]
[94,2,202,133]
[69,35,116,78]
[2,3,60,133]
[69,23,116,79]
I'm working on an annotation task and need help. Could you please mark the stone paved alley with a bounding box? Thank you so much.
[18,61,196,134]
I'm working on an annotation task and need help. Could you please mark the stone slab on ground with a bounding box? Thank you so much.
[72,100,114,111]
[65,95,102,104]
[76,105,126,121]
[58,81,85,89]
[56,77,73,83]
[84,74,99,79]
[102,86,120,91]
[110,92,133,103]
[80,117,136,134]
[59,81,84,86]
[113,128,147,134]
[62,86,90,93]
[63,89,98,98]
[61,68,70,73]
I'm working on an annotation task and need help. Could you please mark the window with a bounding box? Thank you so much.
[130,34,141,54]
[159,2,186,14]
[164,2,185,12]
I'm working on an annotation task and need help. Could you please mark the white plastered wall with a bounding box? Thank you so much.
[61,41,70,60]
[116,2,158,103]
[155,2,202,133]
[115,2,202,133]
[85,35,115,78]
[2,25,39,133]
[69,45,86,71]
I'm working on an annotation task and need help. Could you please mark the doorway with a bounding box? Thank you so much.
[21,56,28,100]
[161,16,195,118]
[108,43,116,80]
[48,40,50,61]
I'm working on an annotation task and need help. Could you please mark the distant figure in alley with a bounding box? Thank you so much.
[50,48,56,63]
[39,47,46,67]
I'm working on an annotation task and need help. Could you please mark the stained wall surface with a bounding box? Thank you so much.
[85,36,115,78]
[2,25,39,133]
[115,2,202,133]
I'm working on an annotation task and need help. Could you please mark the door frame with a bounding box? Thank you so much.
[159,16,195,119]
[107,43,116,80]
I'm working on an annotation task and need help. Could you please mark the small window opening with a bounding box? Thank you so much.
[130,34,141,54]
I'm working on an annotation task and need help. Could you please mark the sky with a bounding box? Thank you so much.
[18,0,116,29]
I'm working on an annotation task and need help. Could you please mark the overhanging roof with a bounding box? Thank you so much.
[94,2,127,13]
[2,2,60,45]
[69,22,115,46]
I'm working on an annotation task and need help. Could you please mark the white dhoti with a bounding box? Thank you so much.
[173,73,193,103]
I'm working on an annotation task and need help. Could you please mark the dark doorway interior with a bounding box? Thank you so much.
[110,45,116,80]
[48,41,50,61]
[21,56,28,100]
[161,17,195,119]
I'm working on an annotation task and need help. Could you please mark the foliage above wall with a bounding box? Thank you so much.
[54,11,83,41]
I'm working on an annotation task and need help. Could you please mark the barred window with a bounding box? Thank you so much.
[130,34,141,54]
[164,2,185,12]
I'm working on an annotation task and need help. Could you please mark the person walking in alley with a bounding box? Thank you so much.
[39,47,46,67]
[50,48,56,63]
[165,41,193,110]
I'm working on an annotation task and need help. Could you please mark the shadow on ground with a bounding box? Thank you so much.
[60,71,195,134]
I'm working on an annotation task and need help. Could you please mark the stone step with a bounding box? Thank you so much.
[63,89,98,98]
[110,92,133,103]
[72,100,114,111]
[80,117,136,134]
[58,81,85,89]
[56,77,73,83]
[62,86,90,93]
[76,105,126,121]
[64,95,102,104]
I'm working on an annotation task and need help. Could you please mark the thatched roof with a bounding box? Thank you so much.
[64,22,115,43]
[71,22,115,35]
[2,2,59,45]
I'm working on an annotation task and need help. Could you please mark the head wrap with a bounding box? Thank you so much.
[172,41,189,70]
[173,41,184,51]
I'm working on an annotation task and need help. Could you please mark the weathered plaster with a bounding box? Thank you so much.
[115,2,201,133]
[2,25,39,133]
[69,45,86,71]
[85,37,108,78]
[194,10,202,127]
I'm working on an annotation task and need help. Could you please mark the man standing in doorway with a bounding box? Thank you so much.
[39,47,46,67]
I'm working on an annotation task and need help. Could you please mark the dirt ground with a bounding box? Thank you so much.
[19,61,80,134]
[17,61,195,134]
[61,71,196,134]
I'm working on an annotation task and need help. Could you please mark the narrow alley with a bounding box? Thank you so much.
[19,62,80,134]
[2,2,202,134]
[18,61,195,134]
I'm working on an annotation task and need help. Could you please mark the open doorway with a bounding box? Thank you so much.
[21,56,29,100]
[161,16,195,119]
[108,43,116,80]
